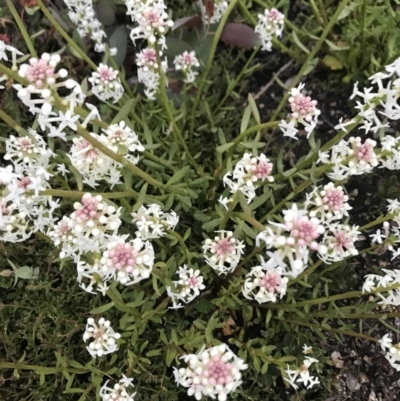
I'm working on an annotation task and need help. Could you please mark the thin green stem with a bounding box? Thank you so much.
[6,0,37,57]
[268,0,352,123]
[237,0,302,61]
[36,0,97,70]
[39,189,168,201]
[155,45,201,174]
[283,318,377,341]
[215,47,259,113]
[359,0,368,62]
[190,0,239,133]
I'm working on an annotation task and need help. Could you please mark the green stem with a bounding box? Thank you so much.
[190,0,239,133]
[215,47,260,113]
[283,318,377,341]
[310,311,400,319]
[359,0,367,62]
[36,0,97,70]
[155,45,200,174]
[5,0,37,57]
[0,362,87,374]
[237,0,301,62]
[268,0,352,123]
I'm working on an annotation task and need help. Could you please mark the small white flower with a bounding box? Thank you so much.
[83,317,121,358]
[203,230,245,274]
[174,343,248,401]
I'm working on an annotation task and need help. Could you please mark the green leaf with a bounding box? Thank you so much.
[202,218,223,232]
[292,31,310,54]
[303,57,319,76]
[167,166,190,186]
[90,302,115,314]
[132,183,148,212]
[240,105,252,133]
[109,25,128,66]
[248,93,260,124]
[111,98,137,124]
[216,142,234,153]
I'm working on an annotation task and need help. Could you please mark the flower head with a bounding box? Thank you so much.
[203,231,245,274]
[83,317,121,358]
[174,344,248,401]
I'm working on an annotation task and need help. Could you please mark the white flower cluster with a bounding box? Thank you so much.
[203,230,245,275]
[223,153,274,204]
[285,350,320,390]
[15,53,71,115]
[304,184,359,263]
[255,8,284,51]
[136,47,168,100]
[201,0,228,24]
[174,51,200,83]
[83,317,121,358]
[88,63,124,103]
[127,0,173,48]
[173,344,248,401]
[100,375,136,401]
[167,265,205,309]
[48,193,121,261]
[257,204,326,277]
[351,58,400,134]
[318,223,360,264]
[242,264,288,304]
[63,0,112,53]
[380,134,400,170]
[318,137,378,181]
[279,83,320,139]
[76,234,155,294]
[0,39,22,72]
[131,203,179,239]
[379,334,400,372]
[126,0,173,99]
[304,182,351,222]
[1,132,58,243]
[366,199,400,260]
[363,269,400,306]
[99,235,155,285]
[69,123,144,188]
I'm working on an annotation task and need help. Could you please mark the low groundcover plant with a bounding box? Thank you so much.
[1,0,400,400]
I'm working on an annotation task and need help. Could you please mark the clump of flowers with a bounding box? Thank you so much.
[174,51,200,83]
[49,193,121,260]
[318,137,379,180]
[83,317,121,358]
[16,53,70,114]
[285,349,320,390]
[63,0,112,53]
[88,64,124,103]
[279,83,320,139]
[100,375,136,401]
[223,153,274,203]
[136,47,168,100]
[257,204,326,277]
[174,343,248,401]
[99,235,155,285]
[304,182,351,222]
[131,203,179,239]
[242,264,288,303]
[203,230,245,274]
[318,223,360,263]
[101,121,145,161]
[167,265,205,309]
[379,334,400,371]
[362,268,400,305]
[255,8,284,51]
[201,0,228,24]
